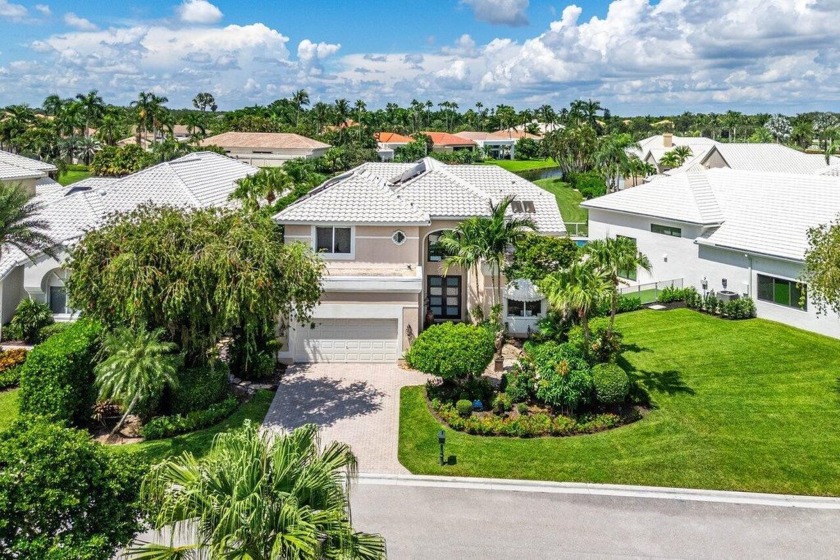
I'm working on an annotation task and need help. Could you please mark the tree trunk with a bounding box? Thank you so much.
[109,393,139,440]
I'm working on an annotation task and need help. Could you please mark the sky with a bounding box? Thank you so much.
[0,0,838,114]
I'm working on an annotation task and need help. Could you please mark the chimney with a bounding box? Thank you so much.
[663,133,673,148]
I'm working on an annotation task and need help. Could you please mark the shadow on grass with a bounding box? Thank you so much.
[618,350,695,399]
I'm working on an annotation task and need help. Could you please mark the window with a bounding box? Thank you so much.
[510,200,536,213]
[617,235,637,281]
[507,299,541,317]
[49,286,68,315]
[757,274,806,310]
[651,223,682,237]
[428,276,461,320]
[427,231,449,262]
[392,230,406,245]
[315,227,352,254]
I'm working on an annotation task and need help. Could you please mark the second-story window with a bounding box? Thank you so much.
[427,231,449,262]
[316,227,351,254]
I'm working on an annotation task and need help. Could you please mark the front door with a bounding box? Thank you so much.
[427,275,462,321]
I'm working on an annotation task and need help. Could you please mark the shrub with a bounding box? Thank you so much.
[592,363,631,404]
[685,287,703,309]
[0,349,27,389]
[503,360,537,403]
[532,310,572,343]
[529,342,593,413]
[516,402,529,415]
[19,318,102,426]
[657,286,691,303]
[568,318,623,364]
[406,322,495,379]
[7,299,54,344]
[140,396,239,440]
[703,293,720,314]
[492,392,512,413]
[37,322,71,342]
[595,296,642,317]
[721,297,756,320]
[168,360,229,415]
[568,171,607,199]
[0,418,142,559]
[455,399,474,417]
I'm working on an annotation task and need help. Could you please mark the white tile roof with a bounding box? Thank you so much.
[274,158,566,234]
[0,152,258,281]
[708,144,837,174]
[634,135,718,165]
[0,149,56,177]
[585,168,840,262]
[817,164,840,177]
[0,161,43,181]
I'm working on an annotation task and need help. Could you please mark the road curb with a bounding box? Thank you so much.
[357,473,840,509]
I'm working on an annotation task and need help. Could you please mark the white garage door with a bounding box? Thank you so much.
[295,318,399,363]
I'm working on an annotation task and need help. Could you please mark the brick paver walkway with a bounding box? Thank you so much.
[263,363,429,474]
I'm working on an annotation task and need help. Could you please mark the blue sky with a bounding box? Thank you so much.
[0,0,837,114]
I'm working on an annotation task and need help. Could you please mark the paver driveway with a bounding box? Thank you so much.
[263,363,429,474]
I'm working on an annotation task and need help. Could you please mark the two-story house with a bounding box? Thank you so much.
[273,157,565,364]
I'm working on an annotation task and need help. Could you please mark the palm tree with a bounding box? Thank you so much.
[595,133,640,192]
[192,91,217,112]
[231,167,292,210]
[75,89,105,137]
[129,422,386,560]
[94,327,178,438]
[0,183,55,263]
[78,135,100,165]
[585,237,652,333]
[95,112,126,146]
[291,89,310,126]
[539,259,612,347]
[439,218,485,313]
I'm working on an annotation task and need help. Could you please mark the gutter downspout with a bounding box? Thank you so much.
[746,254,753,297]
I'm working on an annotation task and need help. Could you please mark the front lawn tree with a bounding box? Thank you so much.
[586,236,652,333]
[540,260,612,347]
[802,218,840,314]
[67,205,324,368]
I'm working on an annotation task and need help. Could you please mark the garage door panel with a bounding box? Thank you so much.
[295,318,399,363]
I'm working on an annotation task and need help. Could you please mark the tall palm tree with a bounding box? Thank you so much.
[129,422,386,560]
[94,327,178,438]
[585,237,652,333]
[75,89,105,137]
[595,133,640,192]
[0,183,55,263]
[439,218,485,312]
[231,167,292,210]
[291,89,310,126]
[192,91,217,112]
[539,259,612,347]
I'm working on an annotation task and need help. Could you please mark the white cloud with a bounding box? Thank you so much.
[461,0,529,27]
[177,0,223,24]
[34,4,50,16]
[64,12,97,31]
[297,39,341,75]
[0,0,26,20]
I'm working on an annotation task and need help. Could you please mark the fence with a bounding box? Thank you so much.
[619,278,684,304]
[565,222,588,237]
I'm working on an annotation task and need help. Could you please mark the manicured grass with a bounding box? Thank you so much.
[0,389,19,432]
[113,390,275,465]
[483,158,557,172]
[58,169,93,186]
[621,288,659,304]
[399,310,840,496]
[534,177,588,232]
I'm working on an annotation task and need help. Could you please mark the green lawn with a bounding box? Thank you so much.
[483,158,557,172]
[399,310,840,496]
[0,389,19,432]
[533,177,588,233]
[113,390,275,465]
[621,288,659,304]
[58,169,93,186]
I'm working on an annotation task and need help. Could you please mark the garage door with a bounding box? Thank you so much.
[295,318,399,363]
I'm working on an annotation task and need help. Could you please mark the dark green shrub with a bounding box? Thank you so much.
[529,342,593,413]
[592,363,630,404]
[568,172,607,199]
[8,299,54,344]
[516,402,529,415]
[168,360,229,415]
[38,322,72,342]
[704,293,720,314]
[19,319,102,426]
[140,396,239,440]
[595,296,642,317]
[0,418,142,559]
[503,360,537,403]
[721,297,756,320]
[492,392,512,413]
[568,318,623,364]
[532,310,572,343]
[406,322,495,379]
[685,287,702,309]
[455,399,473,417]
[657,286,691,303]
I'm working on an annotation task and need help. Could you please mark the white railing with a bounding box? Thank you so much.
[566,222,588,237]
[619,278,684,304]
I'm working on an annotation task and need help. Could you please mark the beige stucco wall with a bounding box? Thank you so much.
[1,177,38,196]
[703,149,728,169]
[222,147,328,167]
[320,292,418,304]
[283,225,421,264]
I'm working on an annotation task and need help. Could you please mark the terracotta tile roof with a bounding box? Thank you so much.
[201,132,331,150]
[376,132,414,144]
[421,132,476,147]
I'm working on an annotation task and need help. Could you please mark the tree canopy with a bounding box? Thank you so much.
[66,205,324,365]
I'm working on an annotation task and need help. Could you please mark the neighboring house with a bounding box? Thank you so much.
[156,124,192,142]
[273,157,565,363]
[0,152,258,339]
[200,132,331,167]
[375,132,414,161]
[0,150,59,196]
[453,132,516,159]
[421,132,476,153]
[582,168,840,339]
[633,133,719,175]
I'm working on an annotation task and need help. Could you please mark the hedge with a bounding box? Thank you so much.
[592,363,631,404]
[168,361,229,415]
[19,319,103,426]
[140,396,239,440]
[406,322,496,379]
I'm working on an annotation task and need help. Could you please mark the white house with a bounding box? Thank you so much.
[200,132,331,167]
[583,168,840,338]
[453,131,517,159]
[0,152,258,339]
[0,149,59,196]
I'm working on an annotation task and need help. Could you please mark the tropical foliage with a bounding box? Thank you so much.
[5,299,53,344]
[131,422,386,560]
[0,182,55,263]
